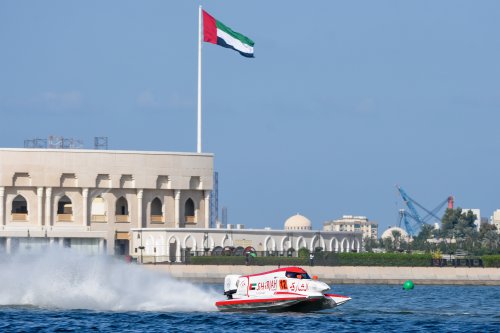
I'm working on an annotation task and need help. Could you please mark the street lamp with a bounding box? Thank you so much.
[137,230,145,264]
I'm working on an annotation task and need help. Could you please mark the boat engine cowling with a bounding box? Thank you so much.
[223,275,241,299]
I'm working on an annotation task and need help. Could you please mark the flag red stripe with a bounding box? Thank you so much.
[202,10,217,44]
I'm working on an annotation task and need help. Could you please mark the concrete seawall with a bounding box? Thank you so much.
[145,265,500,285]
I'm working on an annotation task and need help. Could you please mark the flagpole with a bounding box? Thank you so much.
[197,5,202,153]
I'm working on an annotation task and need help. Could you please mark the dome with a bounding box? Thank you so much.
[381,226,409,240]
[284,214,312,230]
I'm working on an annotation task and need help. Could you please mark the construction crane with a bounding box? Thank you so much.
[396,185,453,236]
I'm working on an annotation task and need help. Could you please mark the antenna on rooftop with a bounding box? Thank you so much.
[24,135,83,149]
[94,137,109,150]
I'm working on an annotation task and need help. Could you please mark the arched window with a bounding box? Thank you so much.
[184,198,195,223]
[57,195,73,222]
[91,196,106,222]
[115,196,129,223]
[12,195,28,214]
[116,197,129,215]
[151,197,163,223]
[12,195,28,221]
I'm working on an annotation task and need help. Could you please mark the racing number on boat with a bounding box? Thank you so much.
[279,279,288,290]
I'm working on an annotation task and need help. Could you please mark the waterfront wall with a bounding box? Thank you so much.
[145,265,500,285]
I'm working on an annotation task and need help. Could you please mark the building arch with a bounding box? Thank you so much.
[11,194,28,214]
[183,234,197,250]
[151,197,163,223]
[56,195,73,221]
[264,235,276,252]
[201,234,215,251]
[310,234,326,252]
[296,236,307,250]
[151,197,162,215]
[329,237,339,252]
[280,235,292,252]
[351,238,360,252]
[221,233,232,247]
[115,196,128,215]
[167,235,181,262]
[90,195,107,222]
[184,197,196,223]
[57,195,72,214]
[340,237,350,253]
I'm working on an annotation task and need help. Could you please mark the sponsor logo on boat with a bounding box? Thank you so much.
[250,279,278,292]
[288,281,308,292]
[279,279,288,290]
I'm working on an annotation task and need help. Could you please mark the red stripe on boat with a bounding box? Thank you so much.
[273,291,305,296]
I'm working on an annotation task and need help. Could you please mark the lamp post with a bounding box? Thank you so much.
[138,229,145,264]
[26,229,31,251]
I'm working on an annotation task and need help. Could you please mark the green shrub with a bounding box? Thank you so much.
[188,252,433,266]
[298,247,310,258]
[336,252,432,267]
[482,255,500,267]
[189,255,308,266]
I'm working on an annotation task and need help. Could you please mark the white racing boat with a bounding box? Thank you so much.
[215,266,351,312]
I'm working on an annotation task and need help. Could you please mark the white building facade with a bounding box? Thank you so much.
[130,227,362,263]
[0,148,213,255]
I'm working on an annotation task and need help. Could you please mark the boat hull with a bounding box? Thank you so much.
[216,294,351,312]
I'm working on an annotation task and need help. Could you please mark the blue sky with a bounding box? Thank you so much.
[1,1,499,233]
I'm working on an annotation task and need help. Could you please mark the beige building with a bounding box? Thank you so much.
[323,215,378,239]
[0,148,213,255]
[491,210,500,234]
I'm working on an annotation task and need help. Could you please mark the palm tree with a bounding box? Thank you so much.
[391,230,402,250]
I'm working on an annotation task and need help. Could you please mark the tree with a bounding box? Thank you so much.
[412,223,435,252]
[363,237,379,252]
[382,237,394,252]
[480,223,499,253]
[439,207,479,251]
[298,247,310,258]
[391,230,401,250]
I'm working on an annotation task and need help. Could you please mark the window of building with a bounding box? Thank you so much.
[151,197,163,223]
[184,198,195,223]
[57,195,73,222]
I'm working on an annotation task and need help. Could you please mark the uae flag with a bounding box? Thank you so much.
[202,10,254,58]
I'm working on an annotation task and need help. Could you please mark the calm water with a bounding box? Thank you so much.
[0,252,498,332]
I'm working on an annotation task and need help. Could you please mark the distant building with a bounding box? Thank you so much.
[461,208,480,231]
[491,210,500,234]
[323,215,378,239]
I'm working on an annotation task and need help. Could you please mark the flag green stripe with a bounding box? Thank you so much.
[216,20,254,47]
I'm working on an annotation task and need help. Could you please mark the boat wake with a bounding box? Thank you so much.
[0,249,218,312]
